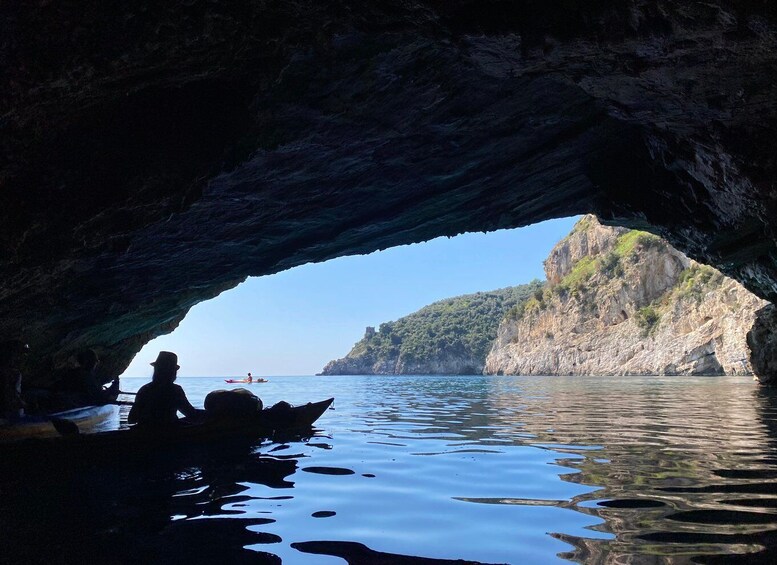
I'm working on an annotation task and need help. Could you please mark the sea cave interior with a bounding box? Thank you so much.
[3,2,777,563]
[3,1,777,386]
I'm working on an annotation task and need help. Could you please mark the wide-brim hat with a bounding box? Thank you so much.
[150,351,179,370]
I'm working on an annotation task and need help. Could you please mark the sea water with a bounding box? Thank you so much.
[3,374,777,564]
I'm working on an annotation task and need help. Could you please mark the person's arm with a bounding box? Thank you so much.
[127,387,145,424]
[100,379,120,401]
[175,386,201,419]
[84,374,107,404]
[98,373,116,387]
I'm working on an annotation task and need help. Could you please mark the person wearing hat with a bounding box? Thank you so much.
[128,351,201,426]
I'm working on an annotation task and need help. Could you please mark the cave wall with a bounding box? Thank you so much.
[2,1,777,382]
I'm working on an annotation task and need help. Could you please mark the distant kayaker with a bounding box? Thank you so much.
[128,351,202,427]
[0,339,28,421]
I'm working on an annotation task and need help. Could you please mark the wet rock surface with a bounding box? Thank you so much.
[2,2,777,380]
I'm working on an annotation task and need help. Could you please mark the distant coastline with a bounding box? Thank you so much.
[323,216,765,377]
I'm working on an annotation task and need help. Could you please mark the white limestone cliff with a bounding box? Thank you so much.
[484,217,766,376]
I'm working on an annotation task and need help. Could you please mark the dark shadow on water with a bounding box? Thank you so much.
[301,465,355,475]
[667,509,777,525]
[720,499,777,508]
[595,498,667,509]
[0,437,305,565]
[291,541,507,565]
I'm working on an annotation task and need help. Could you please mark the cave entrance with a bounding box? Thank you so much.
[120,217,579,378]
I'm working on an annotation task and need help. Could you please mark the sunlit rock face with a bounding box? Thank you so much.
[485,217,768,376]
[2,2,777,382]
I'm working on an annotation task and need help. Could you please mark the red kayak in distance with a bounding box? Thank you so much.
[224,378,268,384]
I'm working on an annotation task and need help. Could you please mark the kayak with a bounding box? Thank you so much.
[126,397,333,443]
[0,404,119,443]
[4,398,334,453]
[224,378,268,383]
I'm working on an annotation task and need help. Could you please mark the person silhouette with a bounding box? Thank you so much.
[59,349,119,405]
[128,351,201,427]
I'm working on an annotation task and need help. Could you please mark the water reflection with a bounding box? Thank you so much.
[346,376,777,562]
[0,436,311,564]
[480,378,777,563]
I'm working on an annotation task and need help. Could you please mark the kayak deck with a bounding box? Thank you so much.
[119,397,334,445]
[3,398,334,453]
[0,404,118,442]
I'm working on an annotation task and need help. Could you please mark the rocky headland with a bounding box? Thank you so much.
[320,283,541,375]
[484,217,767,376]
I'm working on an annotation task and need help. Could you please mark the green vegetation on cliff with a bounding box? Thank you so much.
[323,281,543,374]
[676,264,725,302]
[558,231,664,295]
[509,227,669,321]
[484,215,765,376]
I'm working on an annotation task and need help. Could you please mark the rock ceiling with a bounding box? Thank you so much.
[2,1,777,380]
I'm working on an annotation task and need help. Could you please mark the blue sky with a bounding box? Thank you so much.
[122,216,580,377]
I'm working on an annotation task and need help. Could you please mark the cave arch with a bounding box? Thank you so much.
[2,1,777,381]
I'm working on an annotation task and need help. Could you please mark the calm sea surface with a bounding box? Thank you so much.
[3,374,777,564]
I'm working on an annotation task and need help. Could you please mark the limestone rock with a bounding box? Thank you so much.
[484,217,767,376]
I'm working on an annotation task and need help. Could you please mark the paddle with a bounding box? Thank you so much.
[118,391,136,396]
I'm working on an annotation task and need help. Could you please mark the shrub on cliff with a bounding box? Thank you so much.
[636,306,661,336]
[676,264,723,303]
